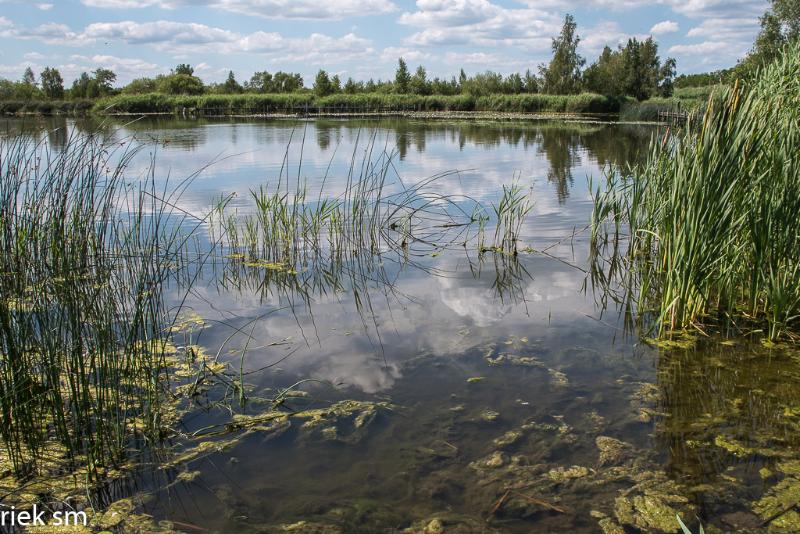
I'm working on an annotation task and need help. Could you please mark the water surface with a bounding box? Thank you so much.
[5,116,799,533]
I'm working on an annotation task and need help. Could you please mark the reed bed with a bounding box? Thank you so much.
[95,92,624,116]
[211,135,532,271]
[0,132,195,485]
[591,42,800,340]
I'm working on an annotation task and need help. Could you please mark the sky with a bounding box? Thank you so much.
[0,0,769,87]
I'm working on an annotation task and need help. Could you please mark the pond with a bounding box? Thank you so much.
[4,115,800,533]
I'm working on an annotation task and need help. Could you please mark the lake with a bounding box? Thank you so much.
[3,115,800,533]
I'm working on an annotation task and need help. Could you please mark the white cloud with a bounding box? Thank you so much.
[2,19,375,67]
[23,51,46,60]
[0,16,13,28]
[400,0,559,49]
[579,21,647,55]
[380,47,431,63]
[36,3,53,10]
[80,0,397,20]
[668,41,731,55]
[650,20,679,35]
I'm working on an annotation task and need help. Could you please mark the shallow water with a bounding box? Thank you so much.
[5,116,800,533]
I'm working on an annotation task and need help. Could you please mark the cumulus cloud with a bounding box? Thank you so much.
[3,19,374,64]
[399,0,558,48]
[650,20,679,34]
[80,0,397,20]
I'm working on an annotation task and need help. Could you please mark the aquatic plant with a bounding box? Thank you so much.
[211,134,531,270]
[94,92,625,116]
[591,42,800,340]
[0,132,197,485]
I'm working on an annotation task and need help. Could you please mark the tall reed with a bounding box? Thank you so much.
[0,131,192,484]
[591,42,800,340]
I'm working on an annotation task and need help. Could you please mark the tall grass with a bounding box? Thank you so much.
[591,42,800,340]
[212,135,533,273]
[0,132,194,484]
[95,92,624,116]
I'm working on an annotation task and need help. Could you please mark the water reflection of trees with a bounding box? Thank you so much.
[311,119,653,202]
[5,116,655,202]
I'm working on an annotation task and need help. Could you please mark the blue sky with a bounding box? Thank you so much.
[0,0,768,86]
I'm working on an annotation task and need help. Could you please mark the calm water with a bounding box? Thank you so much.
[5,116,800,533]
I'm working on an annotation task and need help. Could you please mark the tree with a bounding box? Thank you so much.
[22,67,36,86]
[93,68,117,95]
[394,57,411,94]
[583,38,675,99]
[541,14,585,94]
[314,70,334,97]
[523,69,539,93]
[122,77,157,94]
[343,77,360,94]
[330,74,341,93]
[272,71,302,92]
[410,65,429,95]
[156,73,204,95]
[70,72,94,99]
[738,0,800,73]
[173,64,194,76]
[223,70,243,94]
[40,67,64,99]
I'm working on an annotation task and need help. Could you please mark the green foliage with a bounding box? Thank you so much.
[70,69,117,99]
[0,133,191,481]
[121,77,157,94]
[395,57,411,94]
[173,63,194,76]
[592,42,800,340]
[410,65,429,95]
[222,70,243,94]
[541,14,585,95]
[314,69,335,97]
[246,70,303,93]
[737,0,800,75]
[95,92,624,115]
[40,67,64,99]
[155,73,205,95]
[675,70,732,88]
[584,38,676,100]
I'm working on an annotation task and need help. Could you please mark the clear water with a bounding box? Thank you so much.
[4,116,800,533]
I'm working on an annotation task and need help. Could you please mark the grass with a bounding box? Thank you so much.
[211,133,533,273]
[591,42,800,340]
[0,131,197,486]
[91,92,625,116]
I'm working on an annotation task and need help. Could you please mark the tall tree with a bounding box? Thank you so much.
[40,67,64,99]
[22,67,36,86]
[314,70,334,97]
[410,65,429,95]
[173,64,194,76]
[223,70,243,93]
[541,14,585,94]
[93,68,117,95]
[394,57,411,94]
[739,0,800,72]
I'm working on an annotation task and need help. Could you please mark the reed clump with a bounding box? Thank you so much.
[0,133,191,486]
[591,42,800,340]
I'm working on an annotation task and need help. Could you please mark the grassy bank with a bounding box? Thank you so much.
[591,42,800,340]
[91,92,627,115]
[0,99,95,115]
[618,85,723,121]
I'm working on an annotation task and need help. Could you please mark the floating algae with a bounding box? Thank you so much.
[547,465,590,482]
[613,471,695,533]
[485,353,545,368]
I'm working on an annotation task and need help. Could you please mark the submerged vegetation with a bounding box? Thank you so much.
[591,41,800,340]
